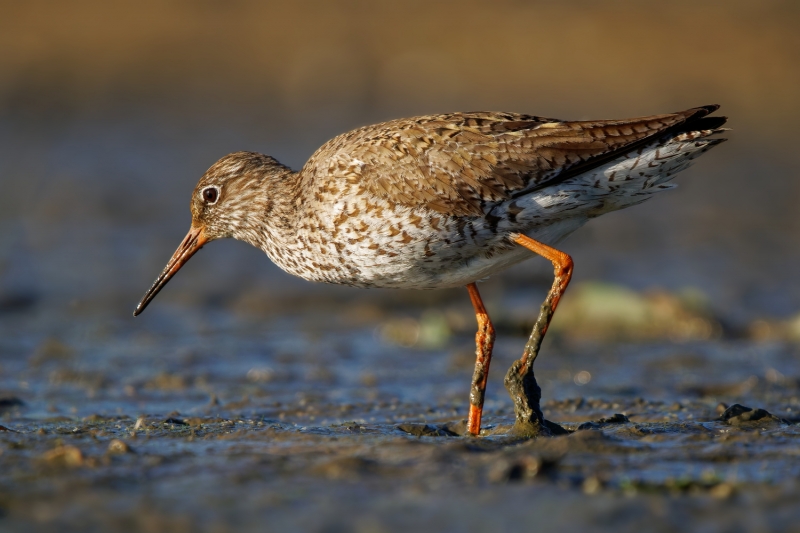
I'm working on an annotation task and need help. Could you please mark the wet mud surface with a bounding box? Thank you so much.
[2,292,800,533]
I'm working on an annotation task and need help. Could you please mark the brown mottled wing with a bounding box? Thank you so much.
[308,106,719,216]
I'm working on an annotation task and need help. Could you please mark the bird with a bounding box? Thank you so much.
[134,105,727,436]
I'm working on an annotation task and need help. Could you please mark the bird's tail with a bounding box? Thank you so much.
[584,122,727,213]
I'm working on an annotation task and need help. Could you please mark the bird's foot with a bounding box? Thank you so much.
[503,359,568,438]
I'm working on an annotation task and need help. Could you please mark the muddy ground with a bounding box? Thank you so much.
[2,284,800,533]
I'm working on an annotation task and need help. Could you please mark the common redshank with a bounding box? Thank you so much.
[134,105,726,436]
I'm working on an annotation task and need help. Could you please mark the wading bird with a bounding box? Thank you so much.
[134,105,726,436]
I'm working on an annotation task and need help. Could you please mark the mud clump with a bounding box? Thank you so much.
[487,455,557,483]
[0,397,25,413]
[577,413,630,431]
[40,446,84,468]
[396,423,460,437]
[107,439,133,455]
[717,404,784,428]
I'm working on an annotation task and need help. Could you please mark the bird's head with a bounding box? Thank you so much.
[133,151,292,316]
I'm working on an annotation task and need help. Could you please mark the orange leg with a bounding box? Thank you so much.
[465,282,496,436]
[503,233,573,435]
[513,234,573,370]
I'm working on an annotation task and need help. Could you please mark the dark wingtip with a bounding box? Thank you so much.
[683,105,721,120]
[694,116,728,130]
[679,106,727,131]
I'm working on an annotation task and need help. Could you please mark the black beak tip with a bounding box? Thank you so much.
[133,295,153,317]
[133,297,152,317]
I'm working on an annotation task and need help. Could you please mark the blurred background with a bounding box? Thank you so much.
[2,2,800,530]
[1,0,799,324]
[1,0,800,406]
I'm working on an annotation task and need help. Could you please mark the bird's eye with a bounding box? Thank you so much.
[202,187,219,204]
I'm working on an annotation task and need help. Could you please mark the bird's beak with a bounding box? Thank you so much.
[133,225,209,316]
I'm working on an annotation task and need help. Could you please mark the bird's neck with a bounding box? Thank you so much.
[235,170,306,260]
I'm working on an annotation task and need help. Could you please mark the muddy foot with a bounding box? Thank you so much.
[503,359,568,437]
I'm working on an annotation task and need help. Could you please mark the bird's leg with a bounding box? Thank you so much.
[465,282,496,436]
[504,233,573,437]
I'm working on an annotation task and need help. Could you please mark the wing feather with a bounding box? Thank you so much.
[303,106,722,216]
